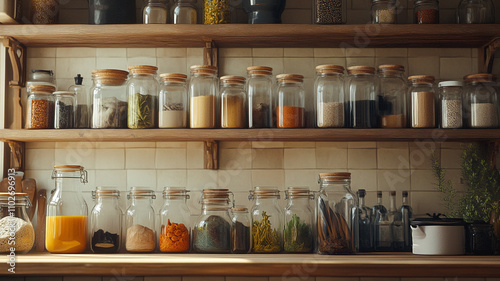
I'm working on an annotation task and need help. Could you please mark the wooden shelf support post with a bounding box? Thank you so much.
[6,140,24,172]
[3,36,26,129]
[203,39,218,69]
[480,37,500,73]
[204,140,219,170]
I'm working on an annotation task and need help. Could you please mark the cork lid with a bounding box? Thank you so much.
[319,172,351,180]
[408,75,435,84]
[232,207,248,212]
[53,165,84,172]
[190,65,217,75]
[159,73,187,83]
[285,186,312,198]
[93,187,120,198]
[464,73,496,83]
[203,188,230,199]
[347,66,375,75]
[378,64,405,75]
[128,187,156,199]
[316,64,345,74]
[276,74,303,83]
[92,69,129,85]
[247,66,273,75]
[53,91,76,97]
[220,75,246,85]
[128,65,158,75]
[29,84,56,94]
[0,192,28,197]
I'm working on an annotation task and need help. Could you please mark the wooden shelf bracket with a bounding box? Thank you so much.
[204,140,219,170]
[481,37,500,73]
[6,140,24,172]
[3,36,26,88]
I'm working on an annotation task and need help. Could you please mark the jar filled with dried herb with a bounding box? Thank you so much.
[127,65,158,129]
[231,207,251,253]
[189,65,218,128]
[53,91,76,129]
[27,85,55,129]
[284,187,314,253]
[204,0,230,24]
[378,65,407,128]
[159,73,188,128]
[90,187,122,253]
[463,74,500,128]
[220,76,247,128]
[315,65,345,128]
[247,66,273,128]
[125,188,156,253]
[249,187,282,253]
[91,69,129,129]
[408,75,436,128]
[276,74,305,128]
[159,187,191,253]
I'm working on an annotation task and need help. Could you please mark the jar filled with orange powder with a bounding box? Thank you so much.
[159,187,191,253]
[276,74,305,128]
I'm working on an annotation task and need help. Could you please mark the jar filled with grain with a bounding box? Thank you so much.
[127,65,158,129]
[371,0,397,24]
[189,65,218,128]
[438,81,463,129]
[30,0,59,24]
[315,65,345,128]
[249,187,283,253]
[220,76,247,128]
[91,69,129,129]
[409,75,436,128]
[378,65,407,128]
[247,66,274,128]
[90,187,122,254]
[414,0,439,24]
[345,66,378,128]
[314,0,347,24]
[53,91,76,129]
[0,193,35,254]
[27,84,55,129]
[204,0,230,24]
[159,73,188,128]
[125,188,156,253]
[276,74,305,128]
[463,74,499,128]
[159,187,191,253]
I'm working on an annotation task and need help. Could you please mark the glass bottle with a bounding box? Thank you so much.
[91,69,129,129]
[30,0,59,24]
[172,0,198,24]
[231,206,251,254]
[315,64,345,128]
[159,187,191,253]
[47,165,88,254]
[409,75,436,128]
[90,187,122,253]
[463,73,499,128]
[345,66,378,128]
[220,76,246,128]
[378,65,407,128]
[372,191,390,251]
[189,65,218,128]
[249,186,282,253]
[53,91,76,129]
[143,0,168,24]
[414,0,439,24]
[0,193,35,254]
[125,187,156,253]
[159,73,188,128]
[352,189,373,252]
[284,187,314,253]
[317,173,356,254]
[401,190,413,252]
[69,74,90,129]
[438,81,463,129]
[27,85,55,129]
[247,66,273,128]
[457,0,495,24]
[204,0,230,24]
[314,0,347,24]
[371,0,397,24]
[490,202,500,254]
[127,65,158,129]
[389,191,404,251]
[276,74,305,128]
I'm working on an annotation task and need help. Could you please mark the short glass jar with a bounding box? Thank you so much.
[345,66,378,128]
[220,76,247,128]
[189,65,218,128]
[53,91,76,129]
[457,0,495,24]
[159,187,191,253]
[414,0,439,24]
[247,66,273,128]
[249,187,282,253]
[159,73,188,128]
[91,69,129,129]
[231,206,251,254]
[463,73,499,128]
[90,187,122,253]
[371,0,397,24]
[144,0,168,24]
[408,75,436,128]
[125,188,156,253]
[204,0,230,24]
[315,65,345,128]
[378,65,407,128]
[284,187,314,253]
[172,0,198,24]
[276,74,305,128]
[27,84,55,129]
[0,193,35,254]
[314,0,347,24]
[127,65,158,129]
[438,81,463,129]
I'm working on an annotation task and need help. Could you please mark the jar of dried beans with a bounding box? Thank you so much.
[204,0,230,24]
[378,65,407,128]
[408,75,436,128]
[414,0,439,24]
[314,0,346,24]
[53,91,76,129]
[127,65,158,129]
[371,0,397,24]
[438,81,463,129]
[189,65,218,128]
[249,187,282,253]
[90,187,122,253]
[159,73,188,128]
[315,65,345,128]
[345,66,378,128]
[125,188,156,253]
[220,76,246,128]
[247,66,273,128]
[27,84,55,129]
[276,74,305,128]
[91,69,129,129]
[463,74,499,128]
[284,187,314,253]
[159,187,191,253]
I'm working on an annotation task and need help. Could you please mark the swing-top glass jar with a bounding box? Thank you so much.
[90,187,122,253]
[247,66,273,128]
[189,65,218,128]
[91,69,129,129]
[27,84,56,129]
[125,188,156,253]
[284,187,314,253]
[378,65,407,128]
[249,186,282,253]
[159,73,188,128]
[159,187,191,253]
[315,65,345,128]
[276,74,305,128]
[127,65,158,129]
[220,75,246,128]
[463,73,499,128]
[0,193,35,253]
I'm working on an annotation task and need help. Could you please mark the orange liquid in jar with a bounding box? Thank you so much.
[46,216,88,253]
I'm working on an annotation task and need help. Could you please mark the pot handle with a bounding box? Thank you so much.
[411,225,425,239]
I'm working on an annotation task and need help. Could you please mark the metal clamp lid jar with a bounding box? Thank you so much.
[247,66,274,128]
[315,65,345,128]
[90,187,122,253]
[408,75,436,128]
[125,187,156,253]
[159,73,188,128]
[0,193,35,254]
[189,65,218,128]
[463,73,499,128]
[378,65,407,128]
[284,187,314,253]
[160,187,191,253]
[91,69,129,129]
[276,74,305,128]
[220,75,247,128]
[249,186,283,253]
[127,65,159,129]
[345,66,377,128]
[27,84,56,129]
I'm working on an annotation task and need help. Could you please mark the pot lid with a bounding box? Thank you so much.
[411,213,466,226]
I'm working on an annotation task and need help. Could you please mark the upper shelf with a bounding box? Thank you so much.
[0,24,499,48]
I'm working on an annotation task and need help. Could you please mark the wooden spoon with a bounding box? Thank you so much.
[35,189,47,252]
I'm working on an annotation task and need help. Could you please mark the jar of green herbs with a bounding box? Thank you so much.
[284,187,314,253]
[127,65,159,129]
[249,186,282,253]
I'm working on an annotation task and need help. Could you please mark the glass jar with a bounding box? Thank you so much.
[467,222,495,255]
[90,187,122,253]
[159,187,191,253]
[408,75,436,128]
[53,91,76,129]
[189,65,218,128]
[91,69,129,129]
[371,0,397,24]
[125,187,156,253]
[159,73,188,128]
[127,65,158,129]
[491,202,500,254]
[414,0,439,24]
[378,65,407,128]
[172,0,198,24]
[463,73,499,128]
[284,187,314,253]
[345,66,378,128]
[438,81,463,129]
[144,0,168,24]
[231,206,251,254]
[457,0,495,24]
[47,165,88,254]
[220,76,247,128]
[0,193,35,254]
[27,85,55,129]
[27,69,56,92]
[249,186,282,253]
[317,173,356,254]
[30,0,59,24]
[314,0,347,24]
[69,74,90,129]
[204,0,230,24]
[247,66,273,128]
[315,65,345,128]
[242,0,286,24]
[89,0,136,24]
[276,74,305,128]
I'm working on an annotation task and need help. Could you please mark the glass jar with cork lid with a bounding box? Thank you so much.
[189,65,218,128]
[247,66,274,128]
[276,74,305,128]
[27,84,55,129]
[314,0,347,24]
[284,187,314,253]
[0,193,35,254]
[53,91,76,129]
[127,65,158,129]
[125,187,156,253]
[371,0,397,24]
[408,75,436,128]
[438,81,463,129]
[414,0,439,24]
[249,186,283,253]
[378,65,407,128]
[315,65,345,128]
[90,187,122,253]
[159,73,188,128]
[463,73,499,128]
[159,187,191,253]
[345,66,378,128]
[220,76,247,128]
[91,69,129,129]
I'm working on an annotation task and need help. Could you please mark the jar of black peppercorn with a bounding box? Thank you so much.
[314,0,347,24]
[53,91,76,129]
[414,0,439,24]
[90,187,122,254]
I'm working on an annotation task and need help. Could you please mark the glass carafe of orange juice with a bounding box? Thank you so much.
[46,165,88,253]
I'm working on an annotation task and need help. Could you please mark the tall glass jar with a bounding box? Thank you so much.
[47,165,88,254]
[159,73,188,128]
[125,188,156,253]
[345,66,378,128]
[53,91,76,129]
[249,186,282,253]
[204,0,230,24]
[463,73,499,128]
[172,0,198,24]
[457,0,495,24]
[231,207,251,254]
[159,187,191,253]
[378,65,407,128]
[30,0,58,24]
[315,65,345,128]
[189,65,218,128]
[314,0,347,24]
[69,74,90,129]
[438,81,463,129]
[414,0,439,24]
[408,75,436,128]
[247,66,273,128]
[284,187,314,253]
[27,85,55,129]
[143,0,168,24]
[91,69,129,129]
[276,74,305,128]
[0,193,35,254]
[220,76,246,128]
[127,65,158,129]
[90,187,122,253]
[317,173,356,254]
[371,0,397,24]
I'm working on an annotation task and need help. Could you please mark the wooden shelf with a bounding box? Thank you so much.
[0,24,499,48]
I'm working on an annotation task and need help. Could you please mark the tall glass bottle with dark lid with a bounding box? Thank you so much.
[90,187,122,253]
[378,65,407,128]
[249,186,282,253]
[345,66,378,128]
[352,189,373,252]
[247,66,274,128]
[159,187,191,253]
[315,65,345,128]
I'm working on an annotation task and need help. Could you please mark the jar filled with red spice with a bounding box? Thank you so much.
[159,187,191,253]
[414,0,439,24]
[276,74,305,128]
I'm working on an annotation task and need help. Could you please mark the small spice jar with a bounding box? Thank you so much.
[53,91,76,129]
[371,0,397,24]
[315,65,345,128]
[345,66,378,128]
[91,69,129,129]
[189,65,218,128]
[90,187,122,254]
[408,75,436,128]
[276,74,305,128]
[204,0,230,24]
[0,193,35,254]
[159,73,188,128]
[231,206,251,254]
[127,65,158,129]
[143,0,168,24]
[438,81,463,129]
[27,84,55,129]
[125,187,156,253]
[249,186,283,253]
[414,0,439,24]
[284,187,314,253]
[247,66,274,128]
[172,0,198,24]
[463,73,499,128]
[159,187,191,253]
[314,0,347,24]
[220,76,247,128]
[457,0,495,24]
[378,65,407,128]
[30,0,59,24]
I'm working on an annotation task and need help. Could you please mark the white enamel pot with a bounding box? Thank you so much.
[411,217,466,255]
